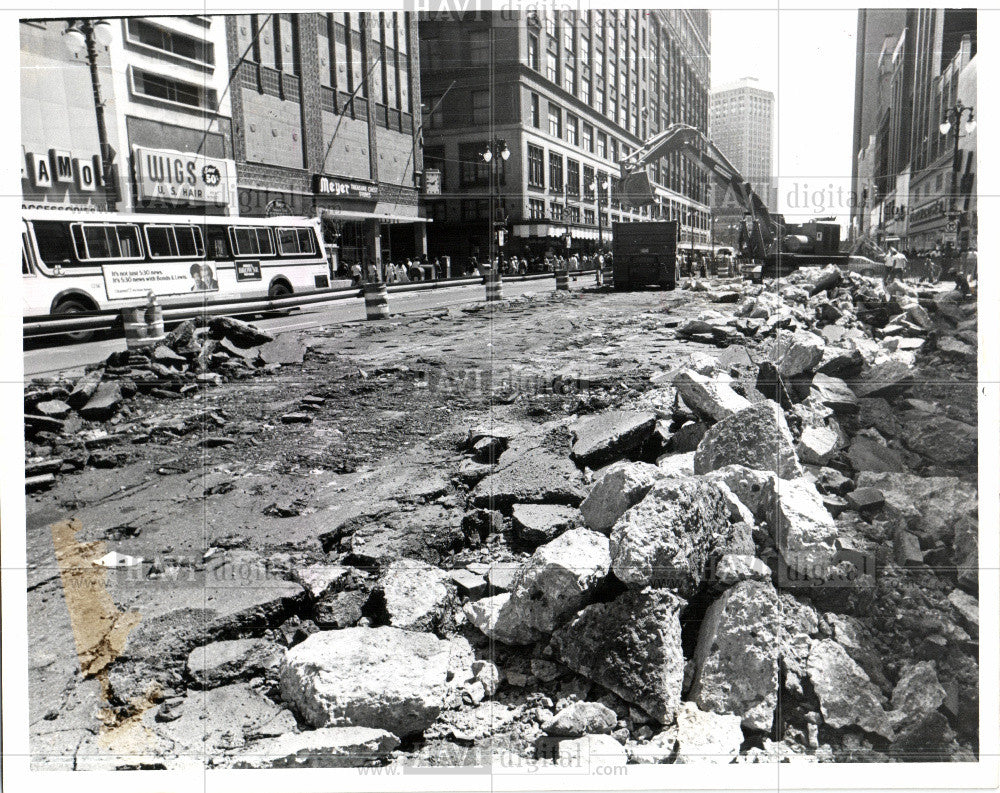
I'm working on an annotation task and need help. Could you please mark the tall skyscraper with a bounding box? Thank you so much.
[708,77,774,206]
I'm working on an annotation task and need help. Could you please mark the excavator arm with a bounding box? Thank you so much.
[618,123,778,260]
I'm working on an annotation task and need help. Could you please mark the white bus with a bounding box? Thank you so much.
[22,209,333,338]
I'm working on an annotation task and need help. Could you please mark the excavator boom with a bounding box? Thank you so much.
[618,123,777,260]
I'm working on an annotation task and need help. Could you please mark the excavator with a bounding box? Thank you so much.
[614,123,850,286]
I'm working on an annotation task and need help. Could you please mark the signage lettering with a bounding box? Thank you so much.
[134,146,232,206]
[51,149,74,183]
[74,158,96,192]
[27,153,51,187]
[312,174,377,200]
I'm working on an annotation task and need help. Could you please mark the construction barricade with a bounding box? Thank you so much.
[554,269,570,291]
[363,281,390,320]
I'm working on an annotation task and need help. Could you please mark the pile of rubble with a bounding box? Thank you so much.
[24,316,306,491]
[142,265,973,769]
[34,267,978,769]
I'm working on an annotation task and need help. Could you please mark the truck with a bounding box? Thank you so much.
[611,219,679,291]
[615,123,854,283]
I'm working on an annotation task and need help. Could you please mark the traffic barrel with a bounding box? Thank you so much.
[144,294,165,346]
[603,265,614,289]
[122,307,148,349]
[363,281,390,320]
[485,270,503,302]
[555,269,570,291]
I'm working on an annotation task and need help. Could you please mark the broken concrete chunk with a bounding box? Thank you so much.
[807,638,894,740]
[570,410,657,468]
[368,558,454,632]
[279,627,463,736]
[694,401,803,480]
[579,461,664,534]
[511,503,581,547]
[609,476,747,596]
[674,369,752,422]
[689,580,780,731]
[551,587,685,724]
[542,701,618,737]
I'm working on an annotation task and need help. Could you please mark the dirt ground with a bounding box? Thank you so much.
[23,281,978,769]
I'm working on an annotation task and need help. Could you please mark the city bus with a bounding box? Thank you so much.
[22,209,332,339]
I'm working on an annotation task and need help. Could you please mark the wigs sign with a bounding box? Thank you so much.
[134,146,234,206]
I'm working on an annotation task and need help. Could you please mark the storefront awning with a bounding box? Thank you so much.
[512,223,611,241]
[320,208,429,223]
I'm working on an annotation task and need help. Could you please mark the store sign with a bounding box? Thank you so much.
[235,260,262,281]
[134,146,232,205]
[312,174,377,200]
[24,150,102,191]
[102,262,221,300]
[424,169,442,196]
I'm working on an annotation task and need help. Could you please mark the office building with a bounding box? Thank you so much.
[851,9,977,251]
[709,77,773,205]
[227,13,427,269]
[418,10,712,262]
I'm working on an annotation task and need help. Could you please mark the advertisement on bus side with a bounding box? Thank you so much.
[102,262,221,300]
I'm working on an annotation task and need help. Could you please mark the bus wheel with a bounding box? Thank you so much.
[268,281,292,300]
[53,297,96,342]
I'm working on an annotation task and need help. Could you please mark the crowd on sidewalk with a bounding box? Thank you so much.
[345,252,615,285]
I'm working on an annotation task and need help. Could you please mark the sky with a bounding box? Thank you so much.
[710,9,858,228]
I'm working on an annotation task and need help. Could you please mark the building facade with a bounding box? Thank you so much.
[21,16,237,216]
[850,9,977,252]
[226,13,426,271]
[418,9,711,263]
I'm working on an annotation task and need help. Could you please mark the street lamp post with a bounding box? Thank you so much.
[939,100,975,248]
[482,136,510,265]
[591,177,610,252]
[63,18,116,211]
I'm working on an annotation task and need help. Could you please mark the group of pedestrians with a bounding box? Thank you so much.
[467,252,613,277]
[882,245,977,295]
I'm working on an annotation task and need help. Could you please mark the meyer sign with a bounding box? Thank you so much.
[312,174,377,200]
[102,261,221,300]
[134,146,233,206]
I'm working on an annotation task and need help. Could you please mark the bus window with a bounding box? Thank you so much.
[22,234,32,274]
[206,227,230,260]
[74,223,144,261]
[277,227,317,255]
[145,225,205,259]
[230,226,275,257]
[31,221,79,266]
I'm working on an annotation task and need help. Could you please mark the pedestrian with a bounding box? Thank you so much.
[891,247,909,282]
[883,247,895,286]
[568,252,579,281]
[350,262,362,285]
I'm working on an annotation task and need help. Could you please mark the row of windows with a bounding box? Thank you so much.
[526,143,616,199]
[31,221,317,267]
[125,18,214,67]
[529,92,625,165]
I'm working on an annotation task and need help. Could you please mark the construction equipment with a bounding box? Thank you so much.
[617,123,849,280]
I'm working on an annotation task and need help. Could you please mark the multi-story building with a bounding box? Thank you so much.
[850,9,977,252]
[418,10,711,262]
[20,16,238,215]
[709,77,773,204]
[226,13,426,270]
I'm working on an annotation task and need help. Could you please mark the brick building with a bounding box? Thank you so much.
[419,10,711,263]
[227,13,426,273]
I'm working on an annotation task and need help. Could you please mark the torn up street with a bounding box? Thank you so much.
[23,269,979,770]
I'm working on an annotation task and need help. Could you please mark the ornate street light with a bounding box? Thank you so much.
[940,100,975,248]
[63,18,117,210]
[483,137,510,261]
[590,177,611,250]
